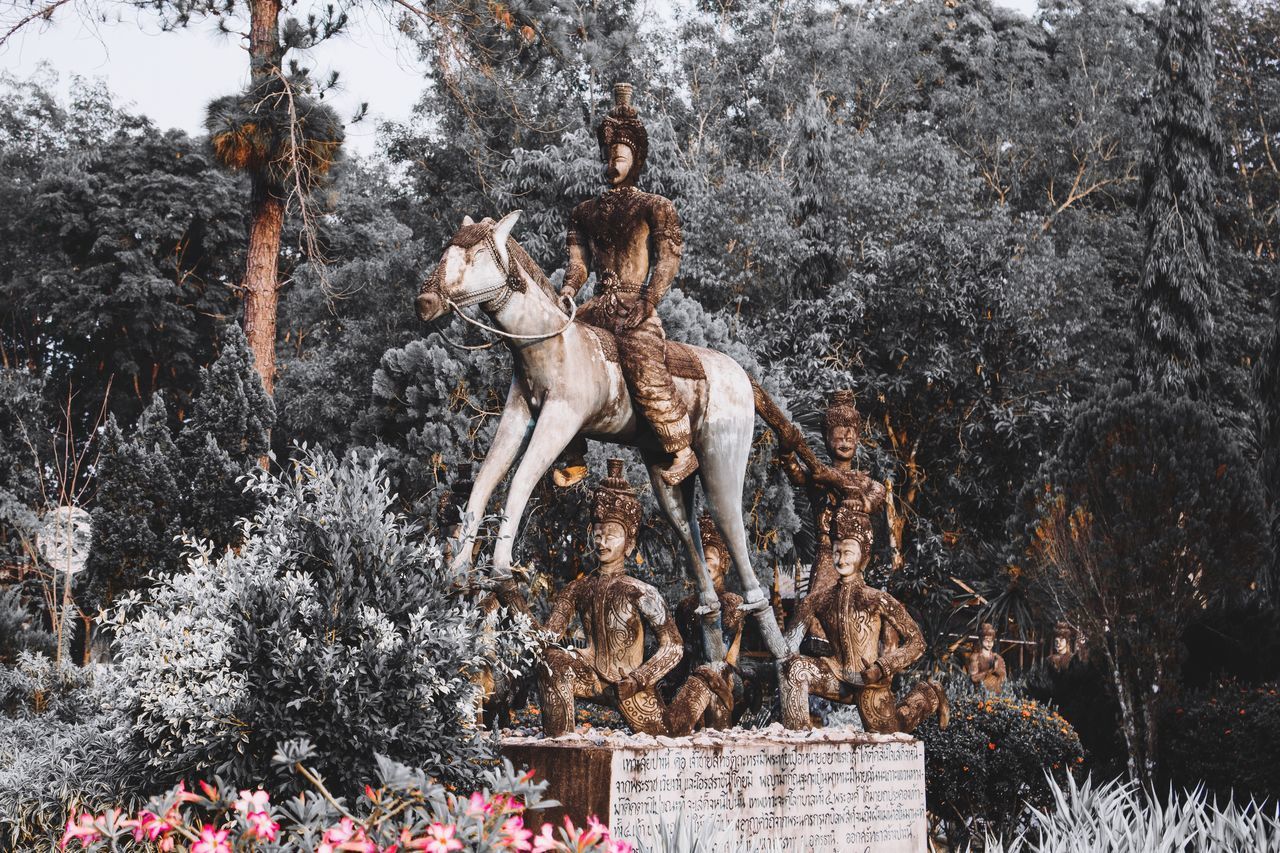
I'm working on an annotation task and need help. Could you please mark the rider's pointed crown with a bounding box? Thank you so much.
[597,82,648,181]
[593,458,643,542]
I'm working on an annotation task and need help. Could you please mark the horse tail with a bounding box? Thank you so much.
[749,377,825,473]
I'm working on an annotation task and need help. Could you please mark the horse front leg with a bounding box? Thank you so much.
[490,402,583,579]
[451,380,533,578]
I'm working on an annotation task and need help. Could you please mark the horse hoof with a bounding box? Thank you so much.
[737,597,770,613]
[695,602,722,617]
[552,464,588,488]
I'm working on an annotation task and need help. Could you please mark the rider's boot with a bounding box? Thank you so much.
[660,445,699,486]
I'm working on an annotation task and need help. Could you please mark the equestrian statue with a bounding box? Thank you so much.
[414,83,801,662]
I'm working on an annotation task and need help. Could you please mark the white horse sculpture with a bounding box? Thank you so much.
[416,211,788,660]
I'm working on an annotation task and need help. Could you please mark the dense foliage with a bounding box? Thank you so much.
[1164,681,1280,803]
[919,692,1084,845]
[1022,383,1270,782]
[108,448,535,796]
[1,0,1278,835]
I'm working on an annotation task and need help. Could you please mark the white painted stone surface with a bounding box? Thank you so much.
[604,728,926,852]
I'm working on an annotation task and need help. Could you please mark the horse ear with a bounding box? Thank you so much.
[493,210,522,246]
[492,210,522,269]
[461,215,475,227]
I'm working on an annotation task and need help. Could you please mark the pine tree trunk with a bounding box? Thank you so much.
[243,174,284,395]
[241,0,284,396]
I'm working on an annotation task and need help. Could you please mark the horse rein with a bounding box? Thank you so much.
[427,228,577,350]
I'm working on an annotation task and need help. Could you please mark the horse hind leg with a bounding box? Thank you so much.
[698,431,789,660]
[645,457,728,664]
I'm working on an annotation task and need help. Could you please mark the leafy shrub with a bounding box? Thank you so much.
[108,447,536,797]
[982,773,1280,851]
[919,692,1084,843]
[1164,681,1280,803]
[58,745,632,851]
[0,653,134,846]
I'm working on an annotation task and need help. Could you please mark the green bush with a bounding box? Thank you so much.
[108,447,537,798]
[919,692,1084,844]
[1164,681,1280,803]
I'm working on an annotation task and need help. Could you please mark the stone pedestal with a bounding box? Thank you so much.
[501,725,927,852]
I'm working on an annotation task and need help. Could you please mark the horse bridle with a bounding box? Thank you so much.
[426,228,527,314]
[424,225,576,349]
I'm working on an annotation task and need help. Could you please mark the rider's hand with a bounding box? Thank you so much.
[616,676,641,701]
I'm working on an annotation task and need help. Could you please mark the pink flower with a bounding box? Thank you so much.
[128,810,173,842]
[320,818,377,853]
[498,816,534,851]
[562,815,604,848]
[423,822,463,853]
[192,826,232,853]
[584,815,610,845]
[324,817,359,845]
[60,813,100,849]
[532,823,564,853]
[175,780,201,804]
[467,791,490,815]
[235,788,271,815]
[246,810,280,842]
[608,839,633,853]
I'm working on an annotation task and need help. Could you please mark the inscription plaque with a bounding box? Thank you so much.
[502,728,926,852]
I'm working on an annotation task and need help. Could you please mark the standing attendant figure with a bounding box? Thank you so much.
[779,390,886,596]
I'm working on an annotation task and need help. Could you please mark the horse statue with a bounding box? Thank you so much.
[416,210,794,661]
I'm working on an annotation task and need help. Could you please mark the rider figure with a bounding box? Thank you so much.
[558,82,697,487]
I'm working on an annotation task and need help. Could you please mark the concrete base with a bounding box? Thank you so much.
[501,725,926,852]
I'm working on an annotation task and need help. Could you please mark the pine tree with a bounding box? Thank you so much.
[83,399,184,614]
[179,325,275,465]
[1257,295,1280,592]
[1133,0,1222,398]
[177,324,276,551]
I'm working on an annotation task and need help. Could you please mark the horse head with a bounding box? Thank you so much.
[416,210,522,323]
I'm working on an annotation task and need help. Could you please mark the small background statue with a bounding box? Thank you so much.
[780,505,947,733]
[1048,619,1075,673]
[537,460,733,737]
[967,622,1008,693]
[779,389,886,596]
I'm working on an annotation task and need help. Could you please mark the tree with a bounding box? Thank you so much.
[176,324,275,549]
[1133,0,1223,399]
[1023,382,1270,783]
[1258,296,1280,592]
[0,72,244,430]
[82,400,184,616]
